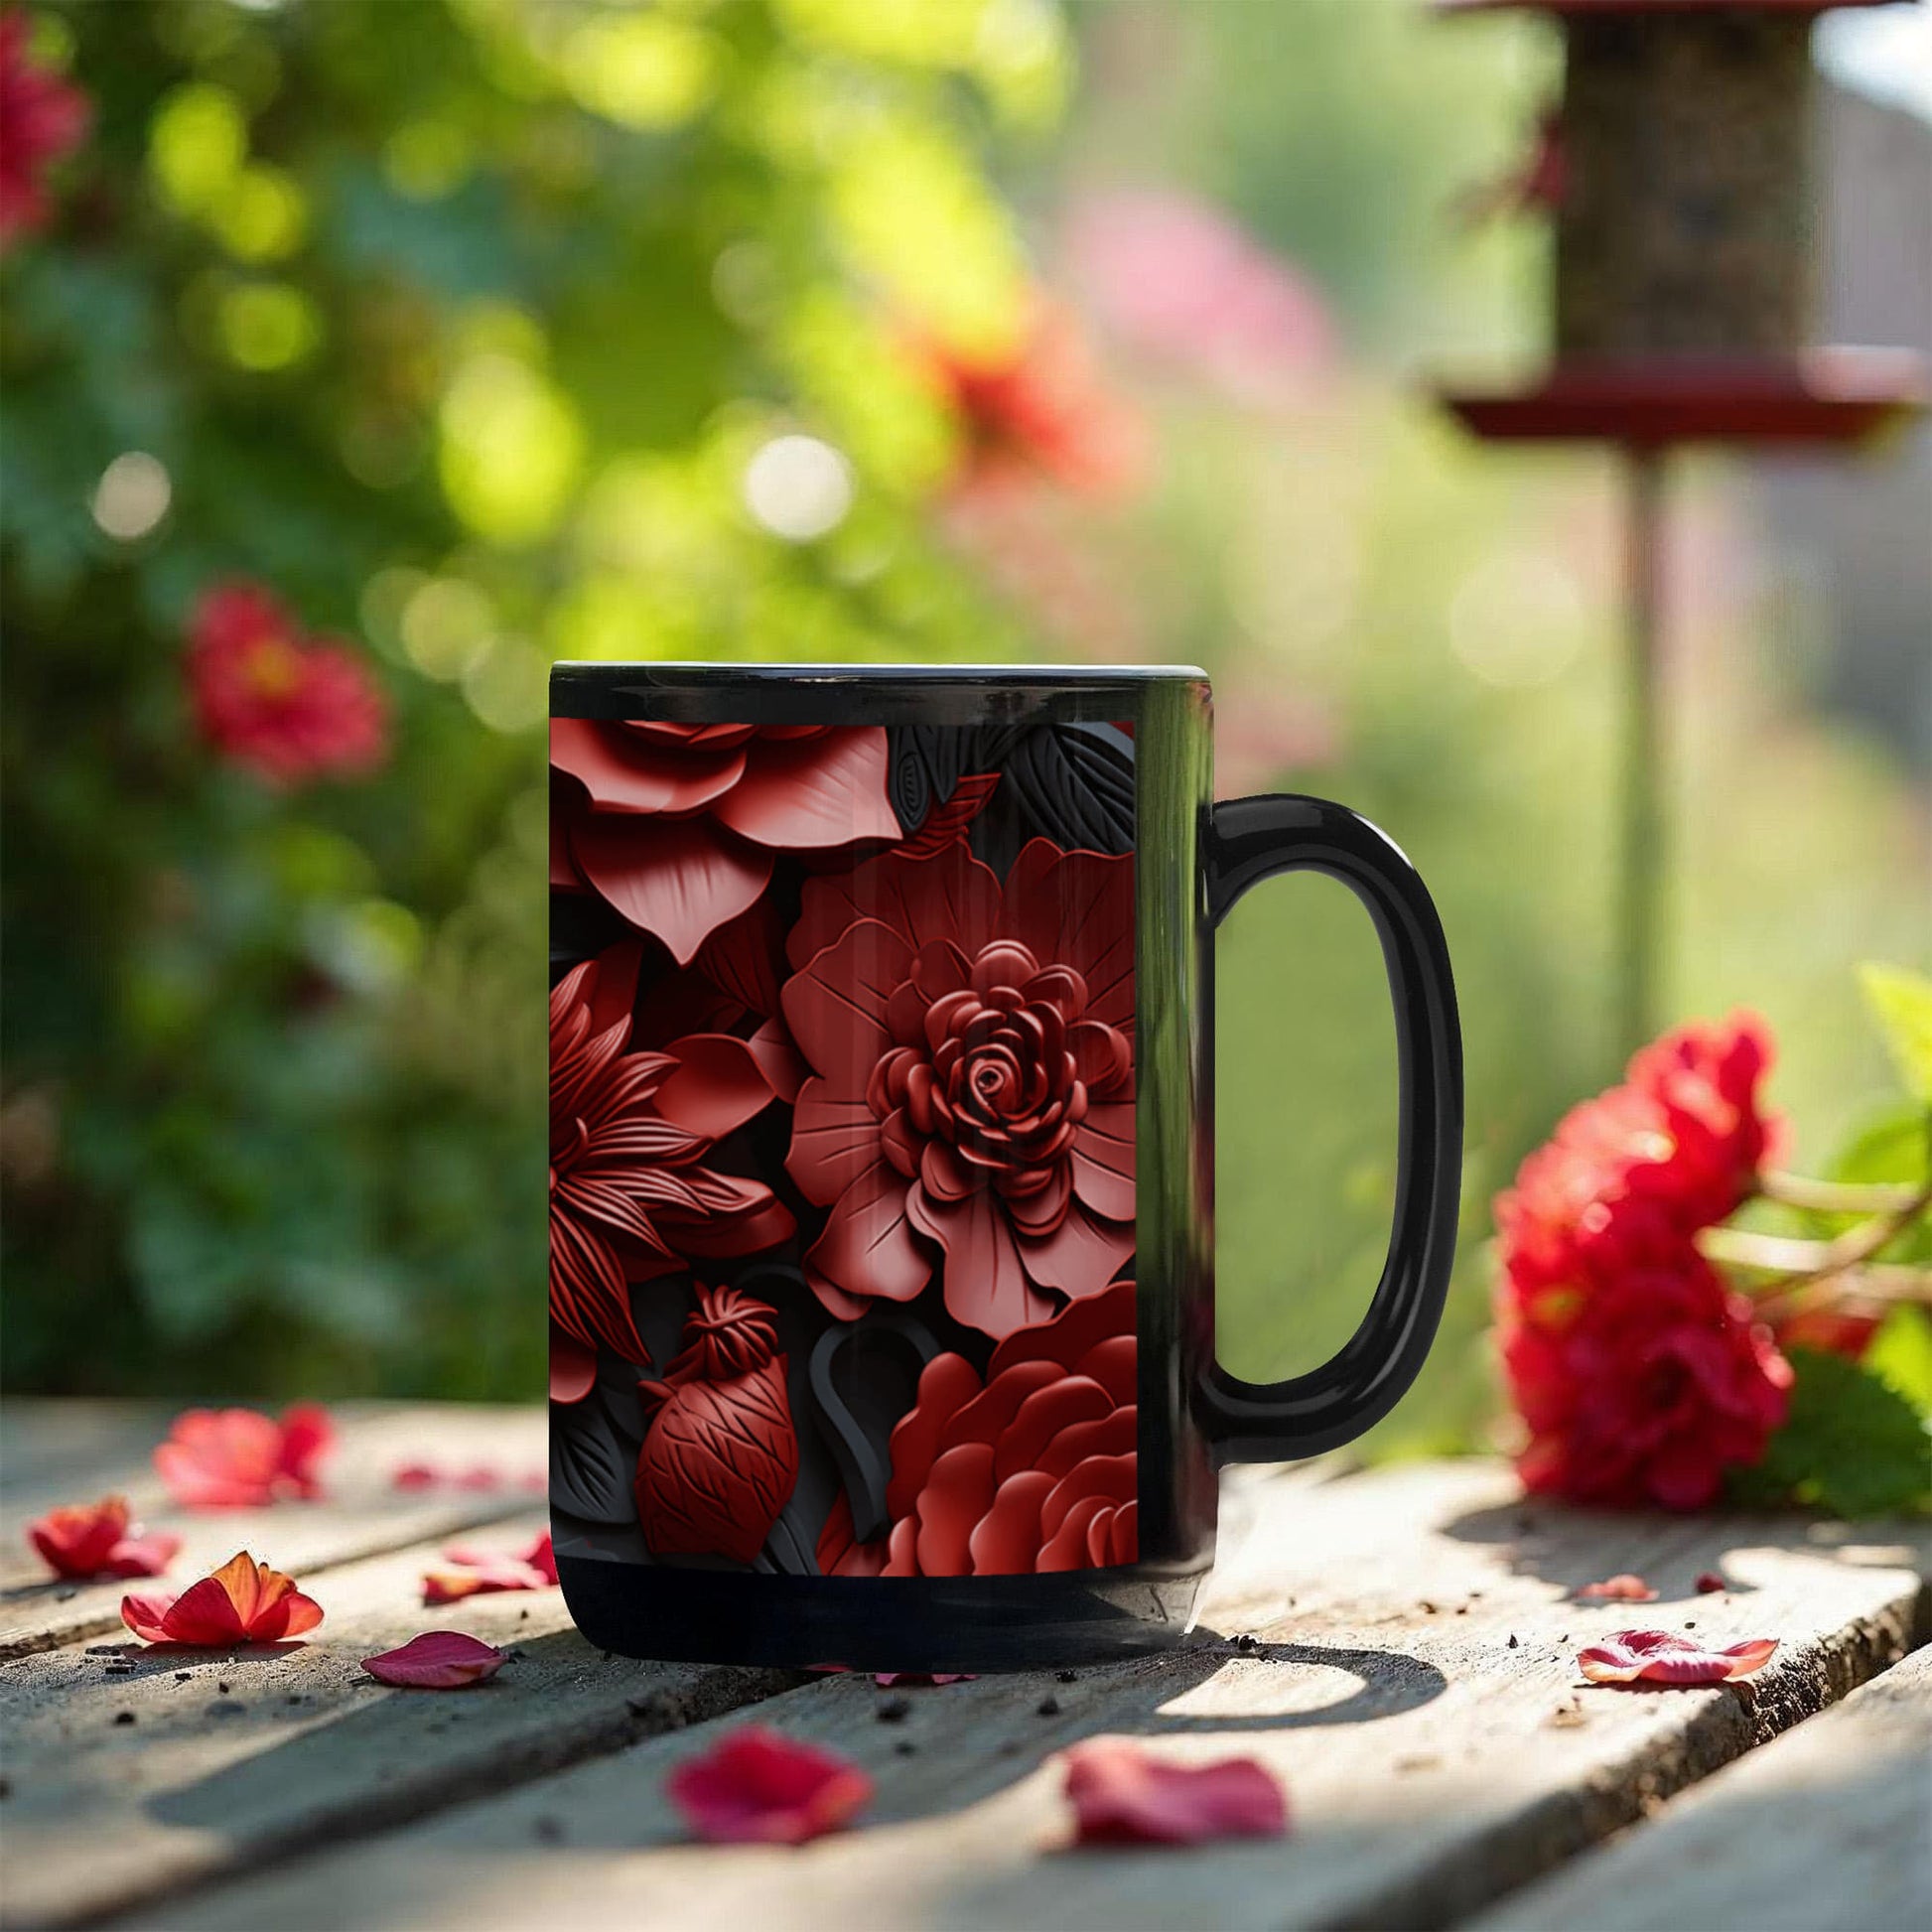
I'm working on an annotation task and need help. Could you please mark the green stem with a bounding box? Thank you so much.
[1757,1171,1923,1216]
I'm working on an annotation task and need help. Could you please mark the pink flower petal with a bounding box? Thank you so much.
[667,1725,874,1845]
[872,1672,975,1687]
[1062,1740,1288,1847]
[121,1552,323,1645]
[1576,1574,1659,1602]
[363,1632,507,1689]
[1577,1628,1779,1686]
[103,1531,182,1579]
[390,1461,441,1491]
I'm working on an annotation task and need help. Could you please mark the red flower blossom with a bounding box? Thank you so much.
[817,1279,1136,1579]
[1575,1574,1658,1602]
[780,839,1135,1339]
[0,11,88,246]
[1062,1740,1288,1847]
[1496,1238,1791,1511]
[1577,1628,1777,1686]
[184,584,388,786]
[363,1632,506,1688]
[551,722,900,965]
[636,1285,798,1565]
[121,1550,323,1646]
[422,1530,556,1604]
[666,1725,873,1845]
[28,1495,179,1581]
[1694,1571,1728,1594]
[920,299,1146,498]
[550,940,792,1366]
[153,1404,334,1509]
[1497,1013,1780,1315]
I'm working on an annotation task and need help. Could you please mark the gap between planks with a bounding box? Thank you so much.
[87,1460,1931,1932]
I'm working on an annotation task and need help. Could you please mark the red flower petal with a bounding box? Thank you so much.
[1577,1628,1778,1686]
[422,1530,557,1604]
[363,1632,507,1689]
[153,1405,335,1509]
[1695,1571,1727,1594]
[872,1672,975,1686]
[1062,1740,1288,1846]
[1576,1574,1659,1602]
[572,813,771,966]
[709,730,899,851]
[390,1461,441,1491]
[102,1531,182,1580]
[29,1495,130,1579]
[121,1552,324,1645]
[651,1033,776,1142]
[666,1725,874,1845]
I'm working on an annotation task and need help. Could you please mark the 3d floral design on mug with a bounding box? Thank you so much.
[817,1279,1137,1577]
[781,840,1135,1340]
[635,1286,799,1564]
[550,940,792,1366]
[550,718,1142,1580]
[550,723,901,964]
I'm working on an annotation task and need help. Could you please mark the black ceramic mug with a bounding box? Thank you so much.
[549,664,1461,1669]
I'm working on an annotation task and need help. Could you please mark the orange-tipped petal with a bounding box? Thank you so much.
[103,1531,182,1579]
[363,1632,506,1688]
[1577,1628,1778,1686]
[120,1551,322,1645]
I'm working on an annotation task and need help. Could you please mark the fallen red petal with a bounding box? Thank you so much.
[29,1496,133,1579]
[102,1530,183,1579]
[667,1725,873,1845]
[1694,1572,1727,1594]
[121,1551,324,1646]
[1062,1739,1289,1847]
[154,1406,335,1509]
[523,1530,557,1585]
[363,1631,507,1688]
[453,1464,503,1491]
[422,1530,558,1604]
[1576,1574,1659,1602]
[872,1672,974,1687]
[1577,1628,1778,1686]
[390,1462,440,1491]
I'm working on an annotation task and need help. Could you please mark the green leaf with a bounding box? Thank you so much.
[1863,1306,1932,1420]
[1860,962,1932,1106]
[1737,1347,1931,1518]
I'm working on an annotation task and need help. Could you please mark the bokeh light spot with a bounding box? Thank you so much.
[149,82,246,216]
[90,453,173,542]
[743,434,855,541]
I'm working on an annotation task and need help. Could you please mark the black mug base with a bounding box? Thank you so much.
[556,1552,1212,1672]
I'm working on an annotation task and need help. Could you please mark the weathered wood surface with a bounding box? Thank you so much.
[64,1449,1930,1932]
[0,1402,547,1662]
[1,1408,1925,1932]
[1467,1643,1932,1932]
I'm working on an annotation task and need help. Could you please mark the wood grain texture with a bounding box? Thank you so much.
[0,1513,797,1929]
[110,1460,1931,1932]
[0,1404,547,1661]
[1468,1644,1932,1932]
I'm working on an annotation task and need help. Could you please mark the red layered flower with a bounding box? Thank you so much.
[1497,1013,1779,1316]
[550,722,900,965]
[780,839,1135,1339]
[550,941,792,1366]
[817,1278,1137,1578]
[636,1285,798,1565]
[184,584,388,786]
[0,11,88,246]
[28,1495,179,1580]
[1496,1231,1791,1510]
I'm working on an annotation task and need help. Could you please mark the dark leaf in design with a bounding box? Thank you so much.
[551,1387,642,1525]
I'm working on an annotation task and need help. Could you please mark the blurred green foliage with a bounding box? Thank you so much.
[2,0,1058,1395]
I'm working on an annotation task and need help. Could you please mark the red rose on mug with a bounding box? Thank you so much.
[817,1279,1137,1577]
[780,839,1135,1340]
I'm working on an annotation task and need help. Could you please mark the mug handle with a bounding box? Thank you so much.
[1197,795,1464,1462]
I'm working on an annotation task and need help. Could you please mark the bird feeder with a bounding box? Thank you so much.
[1434,0,1925,1054]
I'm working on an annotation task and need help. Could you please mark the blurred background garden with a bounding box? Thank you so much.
[3,0,1927,1446]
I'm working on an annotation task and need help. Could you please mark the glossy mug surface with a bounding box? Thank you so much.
[549,664,1461,1669]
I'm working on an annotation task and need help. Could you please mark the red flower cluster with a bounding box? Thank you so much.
[817,1278,1136,1578]
[549,941,792,1366]
[0,11,88,246]
[1493,1014,1792,1510]
[185,584,388,786]
[781,840,1135,1340]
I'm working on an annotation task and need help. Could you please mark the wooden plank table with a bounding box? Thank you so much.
[0,1402,1925,1931]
